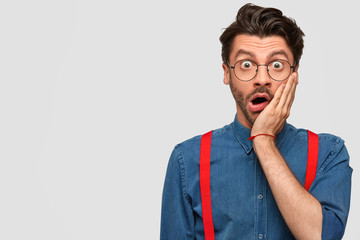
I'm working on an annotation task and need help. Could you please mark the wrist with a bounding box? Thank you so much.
[251,135,277,152]
[247,133,276,141]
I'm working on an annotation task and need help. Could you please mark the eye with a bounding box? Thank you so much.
[271,61,284,70]
[240,60,253,69]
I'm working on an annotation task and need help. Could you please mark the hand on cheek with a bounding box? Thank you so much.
[251,72,298,138]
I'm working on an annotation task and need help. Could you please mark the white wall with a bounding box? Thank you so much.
[0,0,358,239]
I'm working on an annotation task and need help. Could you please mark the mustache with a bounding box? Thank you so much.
[246,86,274,101]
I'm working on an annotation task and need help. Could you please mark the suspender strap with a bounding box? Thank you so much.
[199,129,319,239]
[200,130,215,240]
[304,130,319,191]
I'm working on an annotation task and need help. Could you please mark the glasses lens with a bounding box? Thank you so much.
[268,60,291,81]
[233,60,257,81]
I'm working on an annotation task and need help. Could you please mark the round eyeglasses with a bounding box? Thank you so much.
[227,59,296,82]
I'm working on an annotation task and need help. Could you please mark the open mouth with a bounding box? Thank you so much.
[249,94,270,112]
[251,97,268,105]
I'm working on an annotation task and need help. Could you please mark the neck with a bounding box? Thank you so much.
[236,106,253,130]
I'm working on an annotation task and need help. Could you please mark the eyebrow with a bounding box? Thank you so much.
[234,49,290,61]
[234,49,256,59]
[267,50,289,60]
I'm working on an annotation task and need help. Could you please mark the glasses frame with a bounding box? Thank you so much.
[227,59,296,82]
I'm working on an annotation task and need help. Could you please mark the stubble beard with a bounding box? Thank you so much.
[229,77,273,127]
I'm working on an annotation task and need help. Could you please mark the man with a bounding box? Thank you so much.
[161,4,352,240]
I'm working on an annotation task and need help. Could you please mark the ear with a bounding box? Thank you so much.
[294,64,300,72]
[222,62,230,85]
[294,64,300,80]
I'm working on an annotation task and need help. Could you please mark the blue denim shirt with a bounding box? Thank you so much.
[161,117,352,240]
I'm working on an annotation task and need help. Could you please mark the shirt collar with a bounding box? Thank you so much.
[230,114,288,154]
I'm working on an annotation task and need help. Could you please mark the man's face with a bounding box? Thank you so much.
[223,34,297,129]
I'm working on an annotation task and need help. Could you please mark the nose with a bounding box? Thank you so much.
[253,65,271,88]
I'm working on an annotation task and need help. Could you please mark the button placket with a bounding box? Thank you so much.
[254,156,267,240]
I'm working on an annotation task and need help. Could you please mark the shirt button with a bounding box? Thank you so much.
[258,233,263,239]
[258,194,263,200]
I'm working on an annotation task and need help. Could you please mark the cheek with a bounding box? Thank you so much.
[236,83,253,97]
[230,77,250,91]
[272,81,287,92]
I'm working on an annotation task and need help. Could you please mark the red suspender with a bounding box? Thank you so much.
[304,130,319,191]
[199,129,318,239]
[200,131,215,240]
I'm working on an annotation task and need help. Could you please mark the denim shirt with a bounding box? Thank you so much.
[161,117,352,240]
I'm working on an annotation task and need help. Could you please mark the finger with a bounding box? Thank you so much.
[270,82,286,108]
[285,73,298,111]
[276,73,295,110]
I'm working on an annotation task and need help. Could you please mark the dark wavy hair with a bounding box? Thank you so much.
[220,3,305,66]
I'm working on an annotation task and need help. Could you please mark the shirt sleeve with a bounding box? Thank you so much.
[310,137,352,240]
[160,145,195,240]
